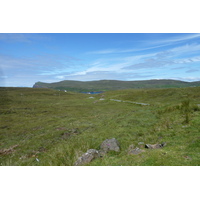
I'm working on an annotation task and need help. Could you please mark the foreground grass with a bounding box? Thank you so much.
[0,87,200,166]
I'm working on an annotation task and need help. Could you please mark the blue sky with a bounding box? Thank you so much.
[1,33,200,87]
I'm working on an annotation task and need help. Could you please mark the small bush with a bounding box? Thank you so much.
[181,99,190,124]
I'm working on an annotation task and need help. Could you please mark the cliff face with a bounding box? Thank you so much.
[33,84,40,88]
[33,82,48,88]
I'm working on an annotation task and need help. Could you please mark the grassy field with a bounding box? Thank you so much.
[0,87,200,166]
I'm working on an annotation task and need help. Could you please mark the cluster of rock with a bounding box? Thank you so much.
[128,142,167,155]
[74,138,120,166]
[74,138,167,166]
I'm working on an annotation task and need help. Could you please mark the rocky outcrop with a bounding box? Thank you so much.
[74,149,99,166]
[73,139,168,165]
[74,138,121,165]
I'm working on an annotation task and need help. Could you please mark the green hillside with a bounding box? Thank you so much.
[1,86,200,166]
[33,79,200,92]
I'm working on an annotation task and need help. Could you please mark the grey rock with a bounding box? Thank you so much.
[74,149,99,166]
[98,150,107,157]
[128,147,144,155]
[128,144,144,155]
[145,142,167,149]
[100,138,120,153]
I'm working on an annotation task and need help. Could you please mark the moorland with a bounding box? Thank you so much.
[0,84,200,165]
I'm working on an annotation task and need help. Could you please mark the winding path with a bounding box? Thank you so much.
[110,99,150,106]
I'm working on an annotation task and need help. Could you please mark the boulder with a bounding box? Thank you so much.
[100,138,120,153]
[145,142,167,149]
[74,149,99,166]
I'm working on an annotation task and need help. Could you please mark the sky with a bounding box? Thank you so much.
[1,33,200,87]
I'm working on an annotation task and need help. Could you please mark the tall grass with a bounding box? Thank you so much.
[1,87,200,166]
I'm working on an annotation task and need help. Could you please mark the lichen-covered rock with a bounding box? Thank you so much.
[145,142,167,149]
[100,138,120,153]
[74,149,99,166]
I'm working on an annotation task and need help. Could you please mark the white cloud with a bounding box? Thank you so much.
[170,43,200,56]
[87,44,170,55]
[87,34,200,55]
[87,49,119,54]
[122,43,200,71]
[62,70,154,82]
[186,69,199,73]
[147,33,200,46]
[2,34,200,86]
[0,53,84,86]
[55,75,65,79]
[169,76,200,82]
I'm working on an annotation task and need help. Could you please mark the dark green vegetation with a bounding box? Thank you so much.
[33,79,200,92]
[0,86,200,166]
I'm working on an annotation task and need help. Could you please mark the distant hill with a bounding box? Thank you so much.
[33,79,200,92]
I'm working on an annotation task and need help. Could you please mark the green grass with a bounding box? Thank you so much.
[0,87,200,165]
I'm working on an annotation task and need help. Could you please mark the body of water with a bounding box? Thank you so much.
[81,91,104,94]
